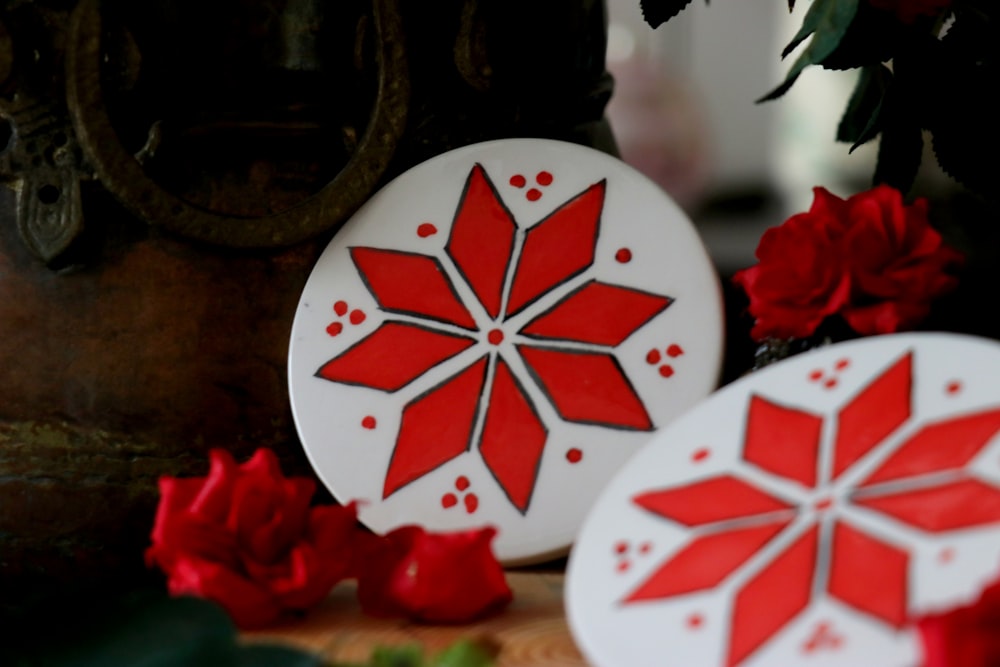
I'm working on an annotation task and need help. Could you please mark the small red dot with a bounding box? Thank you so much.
[487,328,504,345]
[334,300,348,316]
[526,188,542,201]
[417,222,437,237]
[349,309,366,325]
[566,447,583,463]
[536,171,553,186]
[646,349,661,364]
[361,415,377,429]
[808,369,823,382]
[686,614,704,629]
[614,541,629,555]
[939,548,955,563]
[441,493,458,508]
[947,381,962,395]
[615,248,633,263]
[510,174,526,188]
[638,541,652,555]
[666,344,684,358]
[659,364,674,378]
[455,475,470,491]
[691,448,710,462]
[616,560,630,573]
[326,322,344,337]
[824,377,838,389]
[835,358,850,371]
[464,493,479,514]
[815,497,833,511]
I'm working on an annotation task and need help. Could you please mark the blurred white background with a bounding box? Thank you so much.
[603,0,881,272]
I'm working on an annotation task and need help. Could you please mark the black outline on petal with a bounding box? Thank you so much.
[478,353,550,515]
[445,164,518,320]
[516,342,655,431]
[350,246,478,331]
[518,278,673,347]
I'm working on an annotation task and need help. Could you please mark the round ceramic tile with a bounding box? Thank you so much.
[567,332,1000,667]
[288,138,724,564]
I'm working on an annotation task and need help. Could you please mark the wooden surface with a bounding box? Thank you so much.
[246,572,588,666]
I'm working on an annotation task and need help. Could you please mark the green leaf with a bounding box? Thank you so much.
[369,645,425,667]
[760,0,860,102]
[836,64,891,151]
[640,0,695,28]
[428,639,498,667]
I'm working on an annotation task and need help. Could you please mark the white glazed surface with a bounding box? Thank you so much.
[288,138,724,564]
[567,332,1000,667]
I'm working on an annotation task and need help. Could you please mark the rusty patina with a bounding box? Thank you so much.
[0,0,615,599]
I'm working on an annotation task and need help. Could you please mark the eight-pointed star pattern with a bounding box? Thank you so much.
[315,164,673,514]
[627,351,1000,667]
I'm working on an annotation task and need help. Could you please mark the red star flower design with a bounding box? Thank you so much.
[316,165,672,513]
[627,351,1000,667]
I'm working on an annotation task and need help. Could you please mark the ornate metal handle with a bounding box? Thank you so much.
[65,0,409,248]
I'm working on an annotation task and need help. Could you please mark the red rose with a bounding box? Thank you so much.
[917,576,1000,667]
[839,185,962,335]
[356,525,513,623]
[145,448,365,629]
[867,0,953,24]
[734,186,961,342]
[733,188,853,341]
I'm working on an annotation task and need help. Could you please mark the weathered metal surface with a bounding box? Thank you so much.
[0,0,616,596]
[66,0,409,248]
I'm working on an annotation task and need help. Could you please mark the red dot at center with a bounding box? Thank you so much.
[417,222,438,238]
[686,614,704,629]
[815,497,833,511]
[487,328,504,345]
[615,247,633,263]
[361,415,377,429]
[566,447,583,463]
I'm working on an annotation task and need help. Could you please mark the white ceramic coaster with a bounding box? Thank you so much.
[288,138,724,564]
[567,332,1000,667]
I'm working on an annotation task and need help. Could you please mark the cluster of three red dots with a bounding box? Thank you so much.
[326,300,366,337]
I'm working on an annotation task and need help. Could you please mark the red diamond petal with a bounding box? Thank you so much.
[744,395,823,488]
[317,322,476,392]
[728,525,818,667]
[383,357,488,498]
[351,247,477,329]
[833,352,912,479]
[517,344,652,430]
[479,356,548,513]
[633,475,795,527]
[827,520,908,627]
[519,280,672,347]
[624,520,790,603]
[505,181,605,317]
[861,408,1000,487]
[854,478,1000,532]
[446,165,517,319]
